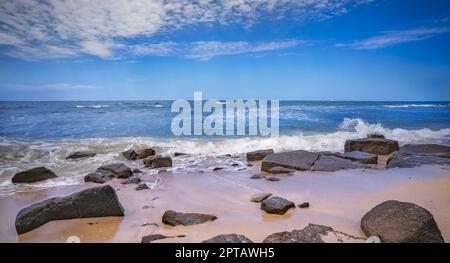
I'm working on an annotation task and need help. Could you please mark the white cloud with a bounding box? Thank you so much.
[0,0,372,60]
[338,27,450,50]
[0,83,98,90]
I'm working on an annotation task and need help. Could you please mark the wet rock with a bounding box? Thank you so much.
[398,144,450,158]
[202,234,253,243]
[213,167,224,171]
[12,167,57,183]
[261,196,295,215]
[141,234,186,243]
[367,133,385,139]
[267,166,296,174]
[246,149,274,161]
[132,168,142,174]
[97,163,133,178]
[261,150,319,172]
[311,155,368,172]
[174,152,187,157]
[143,155,172,168]
[266,176,280,182]
[231,163,239,167]
[135,148,156,159]
[298,202,310,208]
[135,183,149,191]
[250,193,272,202]
[361,200,444,243]
[247,163,254,167]
[387,152,450,168]
[84,172,114,184]
[15,185,124,234]
[250,174,263,179]
[66,151,96,160]
[263,224,333,243]
[162,210,217,226]
[345,138,399,155]
[122,150,138,160]
[121,176,141,185]
[339,151,378,164]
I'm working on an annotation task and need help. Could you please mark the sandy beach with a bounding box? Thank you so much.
[1,161,449,243]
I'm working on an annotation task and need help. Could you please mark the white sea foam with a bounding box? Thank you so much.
[383,104,448,108]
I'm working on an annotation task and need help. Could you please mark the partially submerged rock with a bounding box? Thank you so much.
[123,148,155,160]
[121,176,141,185]
[143,155,172,168]
[250,193,272,203]
[84,172,114,184]
[361,200,444,243]
[162,210,217,226]
[261,150,319,172]
[15,185,124,234]
[96,163,133,178]
[202,234,253,243]
[261,196,295,215]
[246,149,274,161]
[66,151,96,160]
[12,167,57,183]
[311,155,368,172]
[345,138,399,155]
[263,224,333,243]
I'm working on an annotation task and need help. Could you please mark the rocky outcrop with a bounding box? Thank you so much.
[398,144,450,157]
[311,155,368,172]
[344,138,399,155]
[250,193,272,203]
[66,151,96,160]
[361,200,444,243]
[387,152,450,168]
[263,224,333,243]
[162,210,217,226]
[339,151,378,164]
[123,148,155,160]
[12,167,57,183]
[143,155,172,168]
[261,197,295,215]
[202,234,253,243]
[15,185,124,234]
[261,150,319,172]
[246,149,274,161]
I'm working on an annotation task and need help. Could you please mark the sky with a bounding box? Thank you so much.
[0,0,450,101]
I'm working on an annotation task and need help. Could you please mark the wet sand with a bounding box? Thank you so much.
[0,164,449,243]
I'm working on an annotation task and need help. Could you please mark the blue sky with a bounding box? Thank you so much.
[0,0,449,101]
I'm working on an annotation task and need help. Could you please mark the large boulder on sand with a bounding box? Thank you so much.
[12,167,57,183]
[162,210,217,226]
[361,200,444,243]
[202,234,253,243]
[345,138,399,155]
[261,150,319,172]
[246,149,274,161]
[66,151,96,160]
[311,155,368,172]
[263,224,333,243]
[261,196,295,215]
[15,185,124,234]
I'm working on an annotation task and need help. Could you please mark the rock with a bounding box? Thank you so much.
[132,168,142,174]
[339,151,378,164]
[136,148,156,159]
[143,155,172,168]
[162,210,217,226]
[267,166,296,174]
[298,202,310,208]
[135,183,149,191]
[202,234,253,243]
[361,200,444,243]
[247,163,254,167]
[213,167,224,171]
[97,163,133,178]
[398,144,450,158]
[367,133,385,139]
[266,176,280,182]
[84,172,114,184]
[174,152,187,157]
[344,138,399,155]
[250,193,272,202]
[261,150,319,172]
[15,185,124,234]
[387,152,450,168]
[122,150,138,160]
[311,155,368,172]
[250,174,263,179]
[12,167,57,183]
[66,151,96,160]
[263,224,333,243]
[141,234,186,243]
[231,163,239,167]
[246,149,274,161]
[122,176,141,185]
[261,196,295,215]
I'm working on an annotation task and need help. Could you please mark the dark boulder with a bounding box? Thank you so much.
[162,210,217,226]
[143,155,172,168]
[135,183,149,191]
[246,149,274,161]
[122,176,141,185]
[261,197,295,215]
[122,150,138,160]
[202,234,253,243]
[339,151,378,164]
[387,152,450,168]
[263,224,333,243]
[84,172,114,184]
[12,167,57,184]
[399,144,450,158]
[344,138,399,155]
[213,167,224,171]
[361,200,444,243]
[15,185,124,234]
[132,168,142,174]
[174,152,187,157]
[136,148,156,159]
[311,155,368,172]
[261,150,319,172]
[97,163,132,178]
[66,151,96,160]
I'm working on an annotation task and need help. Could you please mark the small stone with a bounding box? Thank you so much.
[266,176,280,182]
[135,183,149,191]
[261,196,295,215]
[250,174,263,179]
[213,167,224,171]
[298,202,310,208]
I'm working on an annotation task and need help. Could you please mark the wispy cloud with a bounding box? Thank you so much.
[0,0,372,60]
[338,27,450,50]
[0,83,98,90]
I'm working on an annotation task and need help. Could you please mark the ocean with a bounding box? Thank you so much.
[1,101,449,196]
